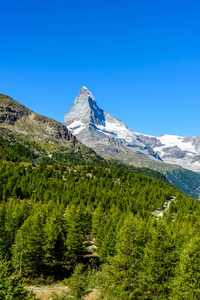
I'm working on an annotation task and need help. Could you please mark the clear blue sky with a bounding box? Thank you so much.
[1,0,200,137]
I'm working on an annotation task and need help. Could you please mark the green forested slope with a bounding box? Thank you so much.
[0,128,170,183]
[0,128,106,166]
[1,116,200,298]
[0,155,200,299]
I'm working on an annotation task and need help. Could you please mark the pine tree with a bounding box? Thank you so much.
[64,206,85,266]
[12,230,27,275]
[0,255,36,299]
[67,264,90,300]
[13,209,46,274]
[170,235,200,299]
[0,201,7,256]
[43,206,65,263]
[142,220,177,299]
[100,214,147,299]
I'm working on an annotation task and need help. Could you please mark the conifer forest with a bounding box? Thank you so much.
[0,131,200,299]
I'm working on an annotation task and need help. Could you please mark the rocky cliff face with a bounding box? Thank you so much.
[0,93,79,148]
[0,94,31,124]
[63,87,162,162]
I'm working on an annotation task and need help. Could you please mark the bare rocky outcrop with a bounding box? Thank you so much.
[0,93,80,149]
[0,94,31,125]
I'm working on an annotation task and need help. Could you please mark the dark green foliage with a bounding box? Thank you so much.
[0,132,39,163]
[64,206,86,266]
[1,136,200,299]
[165,169,200,199]
[43,205,66,263]
[67,264,91,300]
[100,215,148,299]
[0,256,37,299]
[141,221,177,299]
[51,149,104,166]
[170,235,200,299]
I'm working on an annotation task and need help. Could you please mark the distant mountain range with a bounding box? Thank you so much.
[64,87,200,199]
[138,134,200,172]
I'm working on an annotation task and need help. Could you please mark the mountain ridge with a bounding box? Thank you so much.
[0,93,79,146]
[63,87,200,199]
[1,90,200,199]
[138,133,200,172]
[63,87,162,162]
[0,92,107,166]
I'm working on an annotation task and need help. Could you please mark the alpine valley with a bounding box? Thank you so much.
[2,89,200,300]
[64,86,200,199]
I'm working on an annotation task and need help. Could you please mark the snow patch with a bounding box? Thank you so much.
[96,120,138,143]
[156,134,197,153]
[67,120,86,135]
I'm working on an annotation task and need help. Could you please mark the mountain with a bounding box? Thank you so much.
[1,90,200,199]
[63,87,200,199]
[0,93,168,180]
[138,133,200,172]
[0,93,77,146]
[63,86,161,162]
[0,93,106,165]
[1,96,200,300]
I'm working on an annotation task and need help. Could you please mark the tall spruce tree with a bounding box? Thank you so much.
[170,235,200,299]
[100,214,147,299]
[142,220,177,299]
[0,255,36,299]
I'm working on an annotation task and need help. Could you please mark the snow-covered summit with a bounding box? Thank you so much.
[64,86,105,130]
[63,86,200,172]
[77,86,96,103]
[63,87,161,161]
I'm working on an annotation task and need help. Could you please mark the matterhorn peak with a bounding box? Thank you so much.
[77,86,96,103]
[63,87,162,162]
[63,86,102,131]
[79,86,90,95]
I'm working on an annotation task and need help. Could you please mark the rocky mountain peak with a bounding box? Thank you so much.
[75,86,96,104]
[79,86,88,94]
[63,86,104,130]
[0,93,12,100]
[63,87,162,162]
